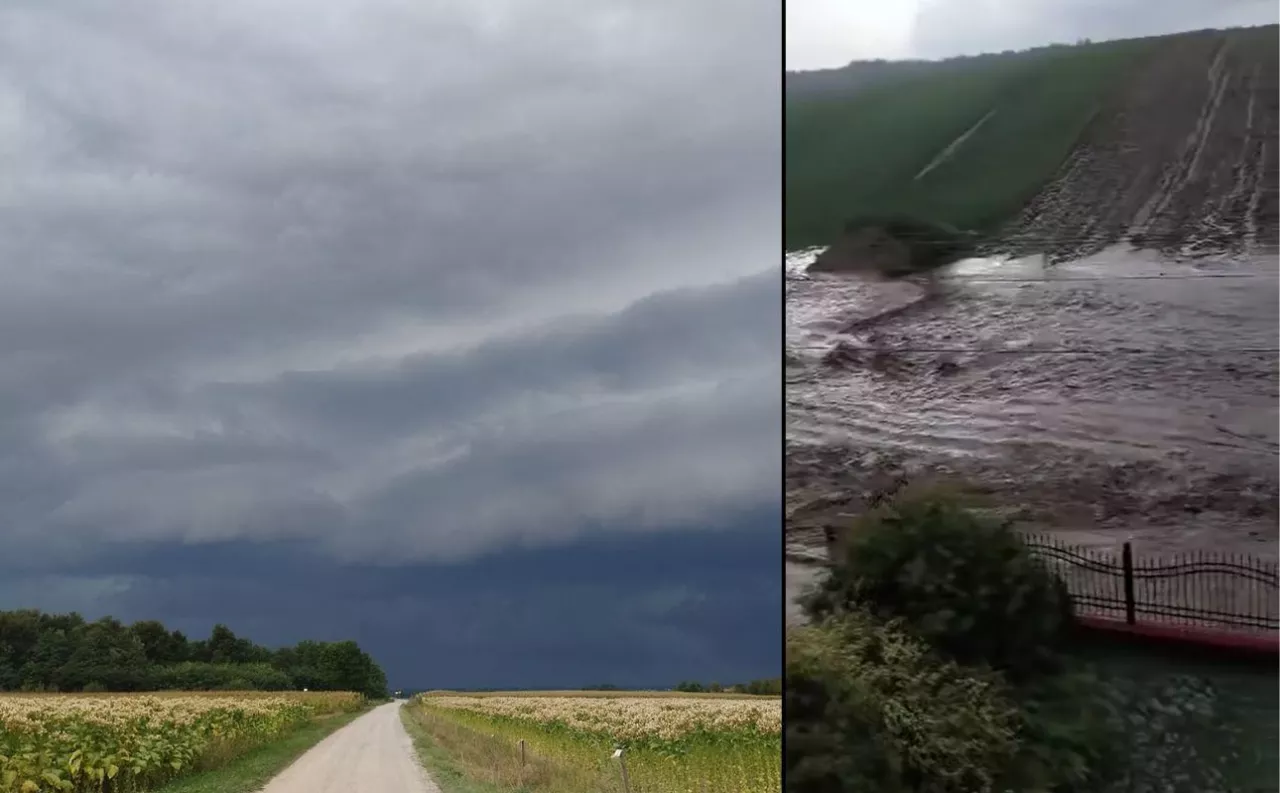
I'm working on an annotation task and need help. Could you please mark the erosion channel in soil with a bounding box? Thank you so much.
[786,29,1279,620]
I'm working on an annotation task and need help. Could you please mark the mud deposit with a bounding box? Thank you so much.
[996,28,1279,261]
[787,249,1278,568]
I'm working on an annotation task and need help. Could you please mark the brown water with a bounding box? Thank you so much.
[786,246,1279,572]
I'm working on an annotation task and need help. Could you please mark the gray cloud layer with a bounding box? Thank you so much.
[0,0,781,569]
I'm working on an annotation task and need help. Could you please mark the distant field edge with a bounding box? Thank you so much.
[417,688,775,699]
[153,705,371,793]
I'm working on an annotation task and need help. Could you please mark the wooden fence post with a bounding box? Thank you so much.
[518,739,526,787]
[1122,542,1136,625]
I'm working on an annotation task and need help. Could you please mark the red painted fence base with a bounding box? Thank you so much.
[1074,615,1280,656]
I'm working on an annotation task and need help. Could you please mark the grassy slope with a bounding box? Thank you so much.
[153,708,369,793]
[784,36,1156,251]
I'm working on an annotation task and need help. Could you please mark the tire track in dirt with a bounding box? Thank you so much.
[258,702,438,793]
[993,27,1279,261]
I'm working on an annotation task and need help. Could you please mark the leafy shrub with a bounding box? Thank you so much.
[804,491,1073,681]
[151,661,295,691]
[786,611,1021,793]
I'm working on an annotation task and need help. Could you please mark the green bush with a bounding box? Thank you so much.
[786,611,1021,793]
[796,490,1141,792]
[803,492,1073,681]
[151,661,296,691]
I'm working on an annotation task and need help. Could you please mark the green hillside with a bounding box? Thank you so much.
[784,37,1155,251]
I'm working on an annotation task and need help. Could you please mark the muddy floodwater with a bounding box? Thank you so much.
[786,246,1279,611]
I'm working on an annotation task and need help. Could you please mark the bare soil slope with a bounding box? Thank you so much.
[994,27,1279,261]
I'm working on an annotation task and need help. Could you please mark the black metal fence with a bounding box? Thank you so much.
[1021,534,1279,633]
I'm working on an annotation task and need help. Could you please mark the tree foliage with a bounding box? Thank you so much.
[786,611,1021,793]
[791,490,1137,792]
[804,491,1073,681]
[674,678,782,695]
[0,609,388,699]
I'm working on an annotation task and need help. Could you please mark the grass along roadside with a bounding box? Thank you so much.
[153,706,371,793]
[400,702,618,792]
[400,704,524,793]
[402,694,781,793]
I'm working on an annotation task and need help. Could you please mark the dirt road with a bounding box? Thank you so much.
[259,701,439,793]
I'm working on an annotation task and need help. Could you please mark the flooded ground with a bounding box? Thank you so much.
[786,245,1279,610]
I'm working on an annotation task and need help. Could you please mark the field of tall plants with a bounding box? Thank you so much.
[0,690,364,792]
[409,691,780,793]
[784,37,1154,249]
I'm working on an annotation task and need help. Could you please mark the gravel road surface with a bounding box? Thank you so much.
[258,700,439,793]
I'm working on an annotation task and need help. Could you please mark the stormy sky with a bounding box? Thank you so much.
[786,0,1280,70]
[0,1,782,689]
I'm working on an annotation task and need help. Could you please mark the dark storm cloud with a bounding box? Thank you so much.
[0,0,781,682]
[0,509,782,688]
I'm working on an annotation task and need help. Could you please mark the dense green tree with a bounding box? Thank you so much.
[317,641,387,699]
[58,618,151,691]
[0,608,388,698]
[131,620,190,665]
[22,628,77,691]
[741,678,782,696]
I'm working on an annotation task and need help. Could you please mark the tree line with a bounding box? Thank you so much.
[0,609,388,699]
[674,677,781,695]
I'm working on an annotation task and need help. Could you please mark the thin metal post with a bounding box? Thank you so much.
[1121,542,1136,625]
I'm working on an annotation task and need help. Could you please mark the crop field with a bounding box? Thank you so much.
[411,691,781,793]
[0,691,363,793]
[785,36,1154,249]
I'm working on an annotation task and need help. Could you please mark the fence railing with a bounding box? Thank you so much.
[1021,534,1279,633]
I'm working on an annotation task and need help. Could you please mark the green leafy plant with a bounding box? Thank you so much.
[786,611,1021,793]
[803,491,1074,681]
